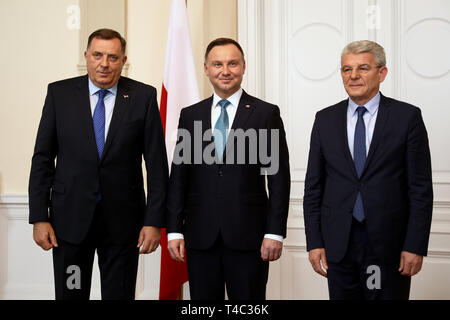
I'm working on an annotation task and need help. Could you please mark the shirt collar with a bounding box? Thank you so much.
[348,92,380,116]
[212,88,243,109]
[88,77,118,97]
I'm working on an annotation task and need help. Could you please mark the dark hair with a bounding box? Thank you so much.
[87,28,127,55]
[204,38,245,62]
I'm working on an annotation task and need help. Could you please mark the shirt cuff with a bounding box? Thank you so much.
[264,234,284,243]
[167,233,184,241]
[168,233,282,242]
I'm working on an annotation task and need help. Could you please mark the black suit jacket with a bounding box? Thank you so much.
[166,90,290,250]
[29,75,168,245]
[303,93,433,264]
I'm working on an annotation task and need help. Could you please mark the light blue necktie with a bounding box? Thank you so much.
[93,89,108,157]
[213,99,230,161]
[353,106,367,222]
[93,89,108,202]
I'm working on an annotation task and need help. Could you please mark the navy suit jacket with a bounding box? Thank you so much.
[29,75,168,245]
[166,90,291,250]
[303,93,433,264]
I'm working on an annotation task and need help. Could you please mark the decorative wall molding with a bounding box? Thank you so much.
[3,194,449,225]
[238,0,450,299]
[237,0,265,98]
[2,192,450,299]
[0,194,160,300]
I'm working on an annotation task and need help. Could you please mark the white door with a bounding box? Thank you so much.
[239,0,450,299]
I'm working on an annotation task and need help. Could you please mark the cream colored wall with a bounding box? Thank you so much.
[127,0,238,101]
[0,0,237,195]
[126,0,170,94]
[187,0,238,97]
[0,0,80,195]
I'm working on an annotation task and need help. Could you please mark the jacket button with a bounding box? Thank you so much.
[218,170,223,176]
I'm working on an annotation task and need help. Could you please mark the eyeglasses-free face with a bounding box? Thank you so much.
[204,44,246,100]
[84,37,127,89]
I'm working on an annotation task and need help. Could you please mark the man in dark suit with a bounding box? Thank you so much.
[166,38,290,300]
[29,29,168,299]
[303,40,433,300]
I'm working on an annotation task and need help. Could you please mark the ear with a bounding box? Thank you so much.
[204,62,208,75]
[122,55,127,65]
[379,66,388,83]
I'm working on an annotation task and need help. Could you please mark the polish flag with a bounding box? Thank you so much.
[159,0,199,300]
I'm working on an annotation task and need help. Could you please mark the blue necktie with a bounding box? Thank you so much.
[93,89,108,202]
[93,89,108,157]
[353,106,367,222]
[213,99,230,161]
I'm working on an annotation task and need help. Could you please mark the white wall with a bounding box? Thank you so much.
[239,0,450,299]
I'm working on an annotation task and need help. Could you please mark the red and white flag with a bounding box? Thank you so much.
[159,0,199,300]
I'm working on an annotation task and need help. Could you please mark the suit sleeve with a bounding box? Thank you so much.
[28,84,58,224]
[142,88,169,227]
[403,108,433,256]
[265,106,291,238]
[303,113,325,251]
[166,109,188,233]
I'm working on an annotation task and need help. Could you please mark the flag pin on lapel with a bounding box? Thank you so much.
[123,94,129,99]
[245,104,250,108]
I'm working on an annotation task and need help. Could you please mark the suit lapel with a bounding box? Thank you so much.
[229,90,255,131]
[362,93,391,175]
[76,75,100,161]
[200,96,213,133]
[197,96,218,166]
[338,99,359,179]
[100,77,131,163]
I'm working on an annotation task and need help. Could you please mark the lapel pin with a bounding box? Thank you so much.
[245,104,250,108]
[123,94,129,99]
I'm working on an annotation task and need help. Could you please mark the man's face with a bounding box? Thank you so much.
[84,37,127,89]
[341,52,388,105]
[204,44,246,99]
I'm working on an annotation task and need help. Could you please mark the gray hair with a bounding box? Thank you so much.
[341,40,386,67]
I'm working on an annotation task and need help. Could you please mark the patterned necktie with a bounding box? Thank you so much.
[353,106,367,222]
[213,99,230,161]
[93,89,108,157]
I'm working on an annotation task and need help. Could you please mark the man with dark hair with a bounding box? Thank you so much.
[29,28,168,300]
[204,37,244,61]
[87,28,127,55]
[303,40,433,300]
[166,38,291,300]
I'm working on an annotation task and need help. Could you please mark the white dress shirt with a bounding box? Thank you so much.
[168,88,283,243]
[88,78,118,140]
[347,92,380,158]
[211,88,242,133]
